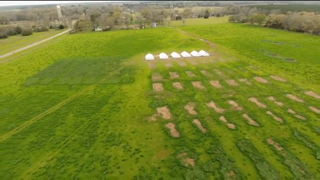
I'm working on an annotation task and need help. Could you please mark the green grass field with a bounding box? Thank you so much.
[0,17,319,179]
[0,29,65,55]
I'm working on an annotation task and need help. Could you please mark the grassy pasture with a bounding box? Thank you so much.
[1,17,319,179]
[0,29,65,55]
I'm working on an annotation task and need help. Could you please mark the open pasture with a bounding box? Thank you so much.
[1,18,319,179]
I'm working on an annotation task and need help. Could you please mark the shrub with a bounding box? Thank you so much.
[21,29,33,36]
[0,33,8,39]
[15,26,22,34]
[204,15,209,19]
[58,24,65,29]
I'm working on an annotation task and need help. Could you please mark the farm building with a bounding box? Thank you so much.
[199,50,210,56]
[171,52,181,58]
[191,50,201,57]
[159,53,169,59]
[145,53,154,61]
[181,51,191,58]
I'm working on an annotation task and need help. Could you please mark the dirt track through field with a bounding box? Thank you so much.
[286,94,304,103]
[225,79,239,86]
[0,67,124,142]
[287,109,306,120]
[173,82,183,90]
[184,102,197,115]
[266,111,283,123]
[192,81,205,89]
[249,97,267,108]
[267,96,284,106]
[165,123,180,138]
[157,106,171,120]
[254,77,269,83]
[305,91,320,99]
[153,83,164,92]
[309,106,320,114]
[209,80,222,88]
[239,78,252,85]
[207,101,225,113]
[169,72,180,79]
[270,75,287,82]
[242,114,260,126]
[192,119,207,133]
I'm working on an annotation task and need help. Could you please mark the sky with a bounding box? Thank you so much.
[0,1,120,7]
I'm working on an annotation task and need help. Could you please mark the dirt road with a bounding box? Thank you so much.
[0,29,71,59]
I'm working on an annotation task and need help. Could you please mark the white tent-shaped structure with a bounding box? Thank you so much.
[171,52,181,58]
[181,51,191,58]
[191,50,201,57]
[199,50,210,57]
[145,53,154,61]
[159,52,169,60]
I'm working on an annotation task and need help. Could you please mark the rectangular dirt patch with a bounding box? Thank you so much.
[305,91,320,99]
[169,72,180,79]
[153,83,163,92]
[286,94,304,103]
[270,75,287,82]
[228,100,243,111]
[254,77,269,83]
[192,119,207,133]
[209,80,222,88]
[213,69,226,77]
[164,62,173,68]
[184,102,197,115]
[186,71,196,77]
[266,111,284,123]
[200,70,213,77]
[242,114,259,127]
[267,96,283,106]
[179,62,187,66]
[173,82,183,90]
[165,123,180,138]
[148,62,157,69]
[157,106,171,120]
[225,79,239,86]
[239,79,251,85]
[152,73,163,81]
[192,81,205,89]
[206,101,225,113]
[249,97,267,108]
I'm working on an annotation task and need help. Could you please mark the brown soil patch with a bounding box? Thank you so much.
[219,58,226,62]
[169,72,180,79]
[267,96,284,106]
[227,123,236,130]
[209,80,222,88]
[192,81,205,89]
[270,75,287,82]
[254,77,269,83]
[242,114,260,127]
[186,71,196,77]
[200,70,213,77]
[173,82,183,90]
[295,115,306,120]
[179,62,186,66]
[184,102,197,115]
[305,91,320,99]
[228,100,243,111]
[225,79,239,86]
[152,73,163,81]
[219,116,228,123]
[249,97,267,108]
[148,63,157,69]
[266,111,284,123]
[239,78,252,85]
[214,69,225,77]
[177,153,195,167]
[309,106,320,114]
[227,171,237,179]
[207,101,225,113]
[153,83,163,92]
[165,123,180,138]
[192,119,207,133]
[189,60,198,65]
[286,94,304,103]
[164,62,173,67]
[287,109,296,114]
[148,113,159,121]
[157,106,171,120]
[267,138,283,152]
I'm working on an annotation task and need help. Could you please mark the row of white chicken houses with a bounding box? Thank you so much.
[145,50,209,61]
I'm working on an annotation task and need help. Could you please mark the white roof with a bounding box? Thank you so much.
[191,50,201,57]
[199,50,209,56]
[145,53,154,60]
[181,51,191,58]
[159,52,169,59]
[171,52,181,58]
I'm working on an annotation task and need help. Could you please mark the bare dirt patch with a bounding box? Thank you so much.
[165,123,180,138]
[219,116,228,123]
[287,109,296,114]
[179,61,187,66]
[267,96,284,106]
[192,81,205,89]
[239,78,252,85]
[228,100,243,111]
[270,75,287,82]
[305,91,320,99]
[152,73,163,81]
[295,115,306,120]
[189,60,198,65]
[214,69,225,77]
[153,83,164,92]
[200,70,213,77]
[157,106,171,120]
[227,171,237,179]
[148,63,157,69]
[169,72,180,79]
[184,102,197,115]
[186,71,196,77]
[249,97,267,108]
[173,82,183,90]
[177,153,195,167]
[309,106,320,114]
[266,111,284,123]
[267,138,283,152]
[225,79,239,86]
[207,101,225,113]
[164,62,173,68]
[209,80,222,88]
[286,94,304,103]
[192,119,207,133]
[242,114,260,127]
[254,77,269,83]
[227,123,236,130]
